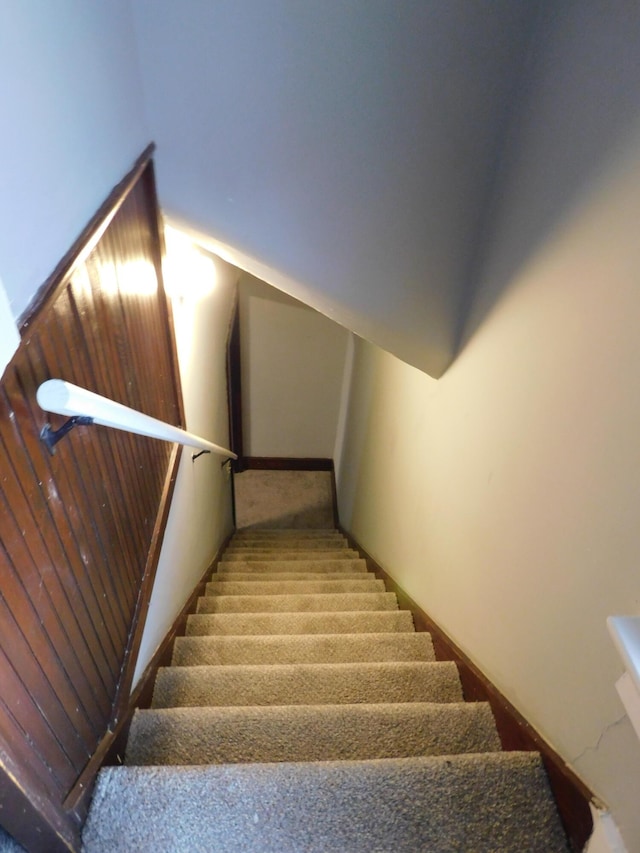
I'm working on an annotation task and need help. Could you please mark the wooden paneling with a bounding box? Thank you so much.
[0,149,183,851]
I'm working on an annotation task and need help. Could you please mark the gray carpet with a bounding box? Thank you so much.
[171,633,436,666]
[83,528,568,851]
[219,549,362,561]
[234,470,335,529]
[196,591,399,613]
[0,829,24,853]
[226,538,349,550]
[84,755,568,852]
[218,556,365,569]
[185,610,417,635]
[126,702,501,765]
[151,661,463,708]
[204,578,386,595]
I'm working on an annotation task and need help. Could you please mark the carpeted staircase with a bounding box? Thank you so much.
[82,529,569,851]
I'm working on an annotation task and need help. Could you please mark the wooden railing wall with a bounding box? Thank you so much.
[0,148,183,852]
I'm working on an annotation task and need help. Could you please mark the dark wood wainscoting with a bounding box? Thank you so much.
[0,147,182,852]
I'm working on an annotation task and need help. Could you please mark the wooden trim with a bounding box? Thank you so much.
[226,296,245,472]
[341,529,594,853]
[330,466,340,529]
[19,144,156,337]
[244,457,334,471]
[0,762,77,852]
[62,444,182,815]
[100,530,235,768]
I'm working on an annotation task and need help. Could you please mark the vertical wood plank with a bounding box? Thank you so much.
[0,149,187,851]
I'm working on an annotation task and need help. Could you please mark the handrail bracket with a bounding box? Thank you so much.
[40,416,95,455]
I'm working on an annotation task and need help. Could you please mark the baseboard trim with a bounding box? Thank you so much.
[341,529,594,853]
[99,530,234,768]
[244,456,333,471]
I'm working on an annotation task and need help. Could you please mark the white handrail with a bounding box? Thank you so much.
[607,615,640,744]
[37,379,237,459]
[608,616,640,694]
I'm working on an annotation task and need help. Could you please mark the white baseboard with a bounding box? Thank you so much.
[585,805,627,853]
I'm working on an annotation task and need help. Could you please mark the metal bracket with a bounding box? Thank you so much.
[192,449,211,462]
[40,416,94,455]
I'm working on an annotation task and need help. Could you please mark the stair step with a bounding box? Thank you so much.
[221,550,361,561]
[210,570,374,582]
[126,702,501,765]
[226,539,348,550]
[151,661,462,708]
[217,558,365,572]
[84,754,568,853]
[196,592,399,614]
[204,578,385,595]
[234,529,342,538]
[172,632,436,666]
[186,610,415,636]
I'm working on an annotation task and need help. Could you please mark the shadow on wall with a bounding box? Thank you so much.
[456,2,640,356]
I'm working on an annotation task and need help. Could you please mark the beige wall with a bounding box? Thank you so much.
[337,4,640,848]
[133,240,238,685]
[240,275,349,459]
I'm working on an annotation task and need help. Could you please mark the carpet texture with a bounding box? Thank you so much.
[171,633,436,666]
[195,591,399,613]
[83,527,568,851]
[204,578,386,595]
[150,661,463,708]
[218,556,365,570]
[234,470,335,529]
[125,702,501,765]
[219,549,362,561]
[84,756,568,852]
[185,610,417,636]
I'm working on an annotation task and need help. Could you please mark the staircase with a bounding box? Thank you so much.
[82,529,569,851]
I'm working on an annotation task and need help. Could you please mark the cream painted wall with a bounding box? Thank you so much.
[239,275,349,459]
[337,3,640,848]
[133,242,238,685]
[0,1,148,319]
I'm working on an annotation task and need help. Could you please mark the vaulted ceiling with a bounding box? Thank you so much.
[131,0,539,377]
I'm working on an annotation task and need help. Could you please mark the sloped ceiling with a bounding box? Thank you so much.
[131,0,538,377]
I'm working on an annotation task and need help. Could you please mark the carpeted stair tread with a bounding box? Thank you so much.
[82,491,570,853]
[233,527,344,539]
[204,578,385,595]
[221,550,361,561]
[83,753,568,853]
[225,539,349,550]
[186,610,415,636]
[171,632,436,666]
[218,558,365,572]
[196,592,399,614]
[151,661,462,708]
[126,702,502,765]
[210,570,374,582]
